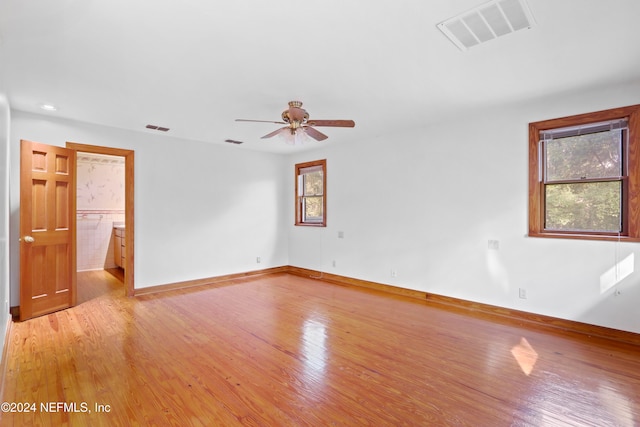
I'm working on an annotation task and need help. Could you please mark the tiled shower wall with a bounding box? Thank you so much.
[77,211,124,271]
[76,153,125,271]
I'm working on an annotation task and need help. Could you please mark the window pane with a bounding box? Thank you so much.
[545,181,621,232]
[303,196,323,222]
[304,171,324,196]
[545,130,622,181]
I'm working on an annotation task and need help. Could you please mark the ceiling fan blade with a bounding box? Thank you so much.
[261,127,290,139]
[236,119,287,125]
[304,126,328,141]
[307,119,355,128]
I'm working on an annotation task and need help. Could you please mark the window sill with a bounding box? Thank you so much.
[528,232,640,243]
[295,223,326,227]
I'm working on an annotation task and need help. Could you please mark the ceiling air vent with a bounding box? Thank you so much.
[437,0,535,51]
[145,124,170,132]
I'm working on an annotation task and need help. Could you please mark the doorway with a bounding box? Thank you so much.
[76,151,125,302]
[66,142,134,297]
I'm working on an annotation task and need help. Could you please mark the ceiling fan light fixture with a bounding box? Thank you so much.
[281,128,309,146]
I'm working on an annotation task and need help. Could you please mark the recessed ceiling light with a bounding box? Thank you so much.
[39,103,58,111]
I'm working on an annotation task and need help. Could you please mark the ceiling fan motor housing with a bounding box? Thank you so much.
[282,100,309,129]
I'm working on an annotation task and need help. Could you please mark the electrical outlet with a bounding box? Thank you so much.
[519,288,527,299]
[391,269,397,278]
[332,260,336,267]
[338,231,344,239]
[256,256,261,264]
[488,240,500,250]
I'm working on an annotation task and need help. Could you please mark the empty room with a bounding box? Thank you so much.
[1,0,639,425]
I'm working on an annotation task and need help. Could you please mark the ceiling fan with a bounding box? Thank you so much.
[236,101,355,144]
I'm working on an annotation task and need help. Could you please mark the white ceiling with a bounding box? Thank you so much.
[1,0,639,153]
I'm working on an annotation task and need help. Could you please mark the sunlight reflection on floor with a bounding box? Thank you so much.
[302,318,328,375]
[510,337,538,376]
[599,382,636,427]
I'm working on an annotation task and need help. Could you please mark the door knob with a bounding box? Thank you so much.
[23,236,35,243]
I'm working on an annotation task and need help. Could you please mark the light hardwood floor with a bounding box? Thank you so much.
[1,271,639,426]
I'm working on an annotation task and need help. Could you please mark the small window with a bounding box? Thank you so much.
[295,159,326,226]
[529,104,640,241]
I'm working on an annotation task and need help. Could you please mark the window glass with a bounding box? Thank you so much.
[544,181,621,232]
[545,130,622,181]
[303,196,323,222]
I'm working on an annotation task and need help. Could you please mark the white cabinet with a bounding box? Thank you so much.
[114,227,125,269]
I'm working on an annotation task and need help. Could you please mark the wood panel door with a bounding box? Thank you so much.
[20,140,76,320]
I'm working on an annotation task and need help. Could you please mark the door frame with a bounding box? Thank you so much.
[66,142,135,296]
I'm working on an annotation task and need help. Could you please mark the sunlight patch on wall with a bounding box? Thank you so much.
[510,337,538,376]
[600,253,634,294]
[486,250,510,293]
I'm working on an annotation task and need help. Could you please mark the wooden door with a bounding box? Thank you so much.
[20,140,76,320]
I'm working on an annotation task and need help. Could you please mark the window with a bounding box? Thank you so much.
[295,159,326,226]
[529,104,640,241]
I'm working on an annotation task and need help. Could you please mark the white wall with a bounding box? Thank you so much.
[287,81,640,334]
[9,111,289,304]
[6,81,640,335]
[0,95,11,354]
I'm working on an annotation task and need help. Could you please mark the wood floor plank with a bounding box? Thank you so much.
[1,271,639,426]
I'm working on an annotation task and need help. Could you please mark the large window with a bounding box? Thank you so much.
[529,104,640,241]
[295,159,326,226]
